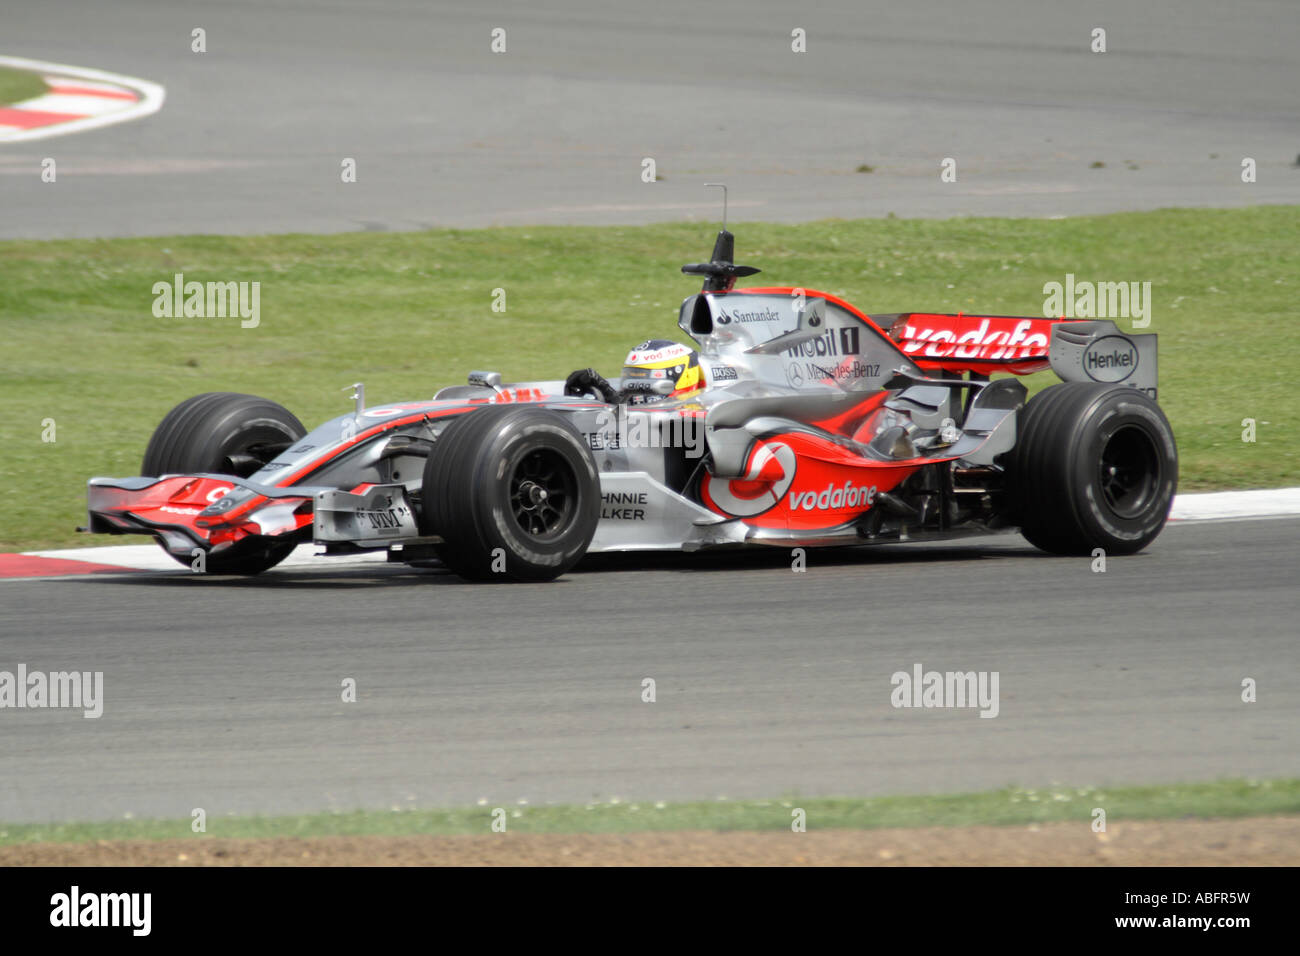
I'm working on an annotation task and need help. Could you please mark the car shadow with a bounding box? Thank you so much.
[68,563,446,590]
[574,540,1041,575]
[71,536,1046,589]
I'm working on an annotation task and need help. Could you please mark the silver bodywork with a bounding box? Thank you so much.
[87,289,1158,561]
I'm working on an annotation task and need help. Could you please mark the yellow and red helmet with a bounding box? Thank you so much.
[621,340,704,404]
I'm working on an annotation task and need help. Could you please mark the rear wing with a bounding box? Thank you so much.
[881,313,1157,398]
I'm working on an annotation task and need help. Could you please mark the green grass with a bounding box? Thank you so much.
[2,207,1297,550]
[0,66,46,107]
[2,777,1296,846]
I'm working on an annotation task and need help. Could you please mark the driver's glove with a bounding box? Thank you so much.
[564,368,618,403]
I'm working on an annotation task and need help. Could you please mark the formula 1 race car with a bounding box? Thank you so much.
[85,227,1178,581]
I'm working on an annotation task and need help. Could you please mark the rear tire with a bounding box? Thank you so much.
[1010,383,1177,555]
[141,392,306,574]
[420,406,600,581]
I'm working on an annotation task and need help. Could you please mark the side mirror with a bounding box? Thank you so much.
[468,370,503,392]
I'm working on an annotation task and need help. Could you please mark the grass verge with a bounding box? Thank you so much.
[2,777,1297,846]
[0,66,46,107]
[2,207,1297,550]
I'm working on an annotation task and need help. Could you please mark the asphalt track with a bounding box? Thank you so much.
[1,518,1297,824]
[2,1,1298,827]
[2,0,1298,238]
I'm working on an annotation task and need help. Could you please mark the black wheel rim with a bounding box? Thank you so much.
[1098,424,1160,520]
[510,448,578,539]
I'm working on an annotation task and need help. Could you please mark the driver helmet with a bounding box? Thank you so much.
[621,340,703,404]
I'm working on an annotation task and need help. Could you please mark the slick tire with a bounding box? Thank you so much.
[1010,382,1177,555]
[141,392,307,574]
[420,406,600,582]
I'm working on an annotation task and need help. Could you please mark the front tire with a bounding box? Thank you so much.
[1010,383,1177,555]
[142,392,306,479]
[420,406,600,581]
[193,537,299,576]
[141,392,306,574]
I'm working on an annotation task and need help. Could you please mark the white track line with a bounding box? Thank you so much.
[1167,487,1300,522]
[20,543,389,573]
[0,55,164,143]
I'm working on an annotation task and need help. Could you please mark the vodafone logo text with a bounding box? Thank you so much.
[896,317,1049,361]
[787,481,877,512]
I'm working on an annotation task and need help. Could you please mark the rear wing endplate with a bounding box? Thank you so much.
[1049,320,1157,400]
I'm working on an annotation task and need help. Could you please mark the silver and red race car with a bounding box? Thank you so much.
[85,228,1177,581]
